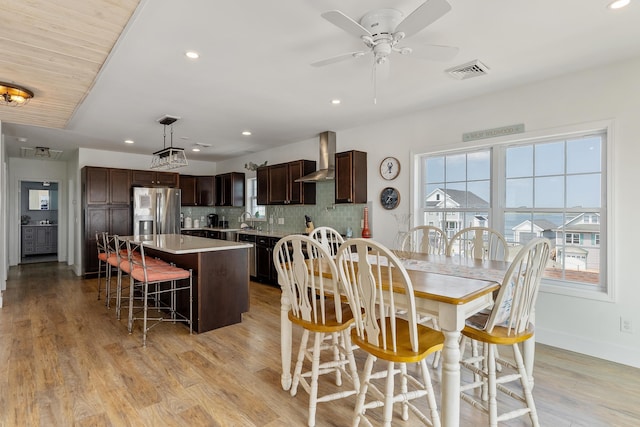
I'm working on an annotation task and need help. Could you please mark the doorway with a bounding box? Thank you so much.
[20,181,59,264]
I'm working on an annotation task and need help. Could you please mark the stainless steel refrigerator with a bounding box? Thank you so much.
[133,187,182,235]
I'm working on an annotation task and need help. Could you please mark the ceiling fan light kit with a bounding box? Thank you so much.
[313,0,458,102]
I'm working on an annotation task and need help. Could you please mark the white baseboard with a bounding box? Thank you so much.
[536,327,640,369]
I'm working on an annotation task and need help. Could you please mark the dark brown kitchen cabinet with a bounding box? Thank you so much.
[197,176,216,206]
[215,172,245,207]
[257,160,316,205]
[256,235,279,285]
[84,167,131,205]
[335,150,367,204]
[179,175,215,206]
[257,167,269,206]
[83,205,131,274]
[131,170,179,187]
[179,175,197,205]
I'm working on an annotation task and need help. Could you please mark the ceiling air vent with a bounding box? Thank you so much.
[20,146,64,160]
[445,60,490,80]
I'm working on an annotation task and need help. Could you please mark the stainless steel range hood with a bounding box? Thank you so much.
[295,131,336,182]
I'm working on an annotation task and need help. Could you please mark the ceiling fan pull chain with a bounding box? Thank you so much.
[372,56,378,105]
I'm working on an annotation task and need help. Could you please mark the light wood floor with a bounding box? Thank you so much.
[1,262,639,426]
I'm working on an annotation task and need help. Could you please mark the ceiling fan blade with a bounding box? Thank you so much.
[321,10,372,38]
[395,0,452,38]
[311,50,370,67]
[408,44,459,61]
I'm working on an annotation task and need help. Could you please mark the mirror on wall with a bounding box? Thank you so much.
[28,189,50,210]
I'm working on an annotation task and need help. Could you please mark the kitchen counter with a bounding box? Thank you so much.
[22,223,57,226]
[123,233,250,333]
[128,233,250,254]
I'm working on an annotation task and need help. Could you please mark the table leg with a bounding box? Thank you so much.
[280,290,292,391]
[440,329,462,427]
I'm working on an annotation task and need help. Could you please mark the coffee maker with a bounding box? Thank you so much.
[207,213,219,228]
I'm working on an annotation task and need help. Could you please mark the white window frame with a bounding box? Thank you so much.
[410,120,615,302]
[245,177,266,221]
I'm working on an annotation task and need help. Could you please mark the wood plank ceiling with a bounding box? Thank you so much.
[0,0,140,129]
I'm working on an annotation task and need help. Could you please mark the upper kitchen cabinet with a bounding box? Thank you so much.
[215,172,245,207]
[197,176,216,206]
[83,167,131,205]
[257,160,316,205]
[335,150,367,204]
[179,175,197,206]
[257,167,269,206]
[131,170,179,187]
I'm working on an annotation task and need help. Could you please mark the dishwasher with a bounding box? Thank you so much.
[237,233,256,279]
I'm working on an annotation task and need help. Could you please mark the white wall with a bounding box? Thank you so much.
[218,57,640,367]
[0,123,6,307]
[7,158,69,267]
[77,147,216,175]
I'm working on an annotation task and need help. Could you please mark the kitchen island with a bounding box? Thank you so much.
[126,233,251,333]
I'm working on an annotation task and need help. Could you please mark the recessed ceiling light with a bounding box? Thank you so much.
[124,139,134,144]
[608,0,630,9]
[185,51,200,59]
[17,137,28,143]
[192,147,200,152]
[331,99,341,105]
[242,131,252,136]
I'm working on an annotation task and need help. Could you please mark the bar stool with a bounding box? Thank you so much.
[125,238,193,347]
[95,231,108,300]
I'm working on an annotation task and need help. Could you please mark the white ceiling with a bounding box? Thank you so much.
[2,0,640,163]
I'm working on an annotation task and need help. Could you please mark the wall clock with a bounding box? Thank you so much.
[380,187,400,210]
[379,156,400,180]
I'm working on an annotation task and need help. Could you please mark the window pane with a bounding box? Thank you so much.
[467,180,490,208]
[506,145,533,178]
[535,142,564,176]
[446,154,466,182]
[567,137,601,174]
[506,177,533,208]
[566,174,601,208]
[467,151,490,180]
[426,157,444,183]
[534,176,564,208]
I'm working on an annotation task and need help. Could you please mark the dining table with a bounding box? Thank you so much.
[278,251,515,427]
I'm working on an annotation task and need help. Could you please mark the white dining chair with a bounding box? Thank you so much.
[273,234,359,427]
[447,226,509,261]
[399,225,448,257]
[336,238,443,427]
[459,237,550,427]
[309,226,344,257]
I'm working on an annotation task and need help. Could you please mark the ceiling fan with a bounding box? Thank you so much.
[312,0,459,101]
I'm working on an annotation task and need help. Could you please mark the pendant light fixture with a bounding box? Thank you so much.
[150,115,188,170]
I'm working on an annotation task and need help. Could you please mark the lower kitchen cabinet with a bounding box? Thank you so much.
[256,236,280,285]
[84,206,131,275]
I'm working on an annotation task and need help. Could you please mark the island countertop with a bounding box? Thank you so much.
[123,233,251,254]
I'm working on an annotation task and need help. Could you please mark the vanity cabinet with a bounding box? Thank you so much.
[335,150,367,204]
[215,172,245,207]
[22,225,58,256]
[256,160,316,205]
[131,170,179,187]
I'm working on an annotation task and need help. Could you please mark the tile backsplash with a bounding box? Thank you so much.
[181,181,371,237]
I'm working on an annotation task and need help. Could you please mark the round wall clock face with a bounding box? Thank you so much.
[380,187,400,210]
[380,157,400,180]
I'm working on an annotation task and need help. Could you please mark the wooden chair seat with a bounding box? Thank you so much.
[288,300,354,333]
[352,318,444,364]
[462,323,534,346]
